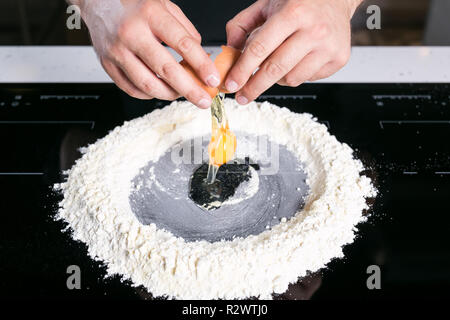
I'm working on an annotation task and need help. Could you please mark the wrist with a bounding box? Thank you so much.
[346,0,363,17]
[67,0,87,13]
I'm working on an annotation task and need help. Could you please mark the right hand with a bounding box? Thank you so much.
[79,0,220,108]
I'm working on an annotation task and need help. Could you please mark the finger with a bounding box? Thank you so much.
[127,35,213,108]
[149,7,220,88]
[225,10,299,93]
[110,45,180,100]
[101,58,153,100]
[309,61,342,81]
[277,51,330,87]
[226,0,269,50]
[166,1,202,43]
[235,32,314,104]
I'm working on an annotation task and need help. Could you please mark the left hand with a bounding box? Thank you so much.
[224,0,362,104]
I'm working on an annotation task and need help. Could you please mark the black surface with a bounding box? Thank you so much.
[189,158,258,210]
[0,83,449,300]
[172,0,255,45]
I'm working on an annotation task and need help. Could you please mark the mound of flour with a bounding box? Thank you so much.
[55,99,376,299]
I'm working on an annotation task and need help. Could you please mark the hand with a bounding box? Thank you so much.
[77,0,220,108]
[224,0,362,104]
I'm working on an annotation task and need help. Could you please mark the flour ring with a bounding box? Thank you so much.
[56,99,376,299]
[129,135,308,242]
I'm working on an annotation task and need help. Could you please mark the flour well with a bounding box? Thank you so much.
[223,166,259,206]
[55,99,376,299]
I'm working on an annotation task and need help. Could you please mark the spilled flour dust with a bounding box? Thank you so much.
[55,99,376,299]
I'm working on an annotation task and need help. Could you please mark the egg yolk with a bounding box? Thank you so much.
[208,122,236,167]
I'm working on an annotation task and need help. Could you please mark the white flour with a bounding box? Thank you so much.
[223,166,259,206]
[55,99,376,299]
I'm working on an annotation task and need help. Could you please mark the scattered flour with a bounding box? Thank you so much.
[222,166,259,206]
[55,99,376,300]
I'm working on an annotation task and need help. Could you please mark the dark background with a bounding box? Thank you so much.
[1,0,449,46]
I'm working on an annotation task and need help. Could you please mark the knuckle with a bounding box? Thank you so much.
[264,60,286,78]
[159,92,176,101]
[284,75,300,87]
[161,0,172,10]
[242,88,255,101]
[193,31,202,43]
[284,3,314,28]
[177,36,195,54]
[158,0,169,8]
[284,1,304,20]
[311,23,330,40]
[143,0,161,13]
[229,63,247,87]
[136,94,153,101]
[247,40,266,58]
[197,61,211,77]
[335,50,350,67]
[225,19,236,33]
[159,62,178,80]
[117,21,133,42]
[130,91,143,99]
[277,78,287,86]
[310,73,325,81]
[100,57,110,69]
[184,89,199,103]
[165,91,180,101]
[141,79,155,94]
[170,2,183,14]
[232,65,246,88]
[108,44,125,64]
[122,86,140,99]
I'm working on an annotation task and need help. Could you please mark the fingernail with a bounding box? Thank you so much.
[198,98,211,109]
[226,80,239,92]
[236,95,248,105]
[206,74,220,88]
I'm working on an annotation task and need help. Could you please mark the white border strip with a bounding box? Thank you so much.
[1,46,450,83]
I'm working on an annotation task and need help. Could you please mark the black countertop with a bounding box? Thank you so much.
[0,83,449,299]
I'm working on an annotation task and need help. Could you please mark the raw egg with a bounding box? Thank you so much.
[181,45,241,174]
[180,45,241,98]
[208,122,237,166]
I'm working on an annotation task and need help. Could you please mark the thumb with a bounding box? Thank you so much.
[226,0,268,50]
